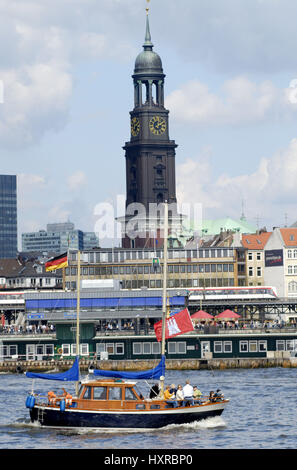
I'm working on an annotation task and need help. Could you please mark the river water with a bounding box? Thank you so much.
[0,367,296,450]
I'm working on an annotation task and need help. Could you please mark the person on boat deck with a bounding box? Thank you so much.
[209,390,215,402]
[182,380,194,406]
[48,390,56,405]
[61,388,73,406]
[170,383,177,395]
[176,384,184,405]
[193,386,203,404]
[164,385,178,408]
[214,389,224,401]
[149,383,160,399]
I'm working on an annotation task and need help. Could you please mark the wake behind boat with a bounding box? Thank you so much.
[24,199,229,430]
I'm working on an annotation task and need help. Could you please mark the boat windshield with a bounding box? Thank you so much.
[93,387,107,400]
[125,388,137,400]
[108,387,122,400]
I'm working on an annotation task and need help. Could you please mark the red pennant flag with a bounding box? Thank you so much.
[154,308,194,342]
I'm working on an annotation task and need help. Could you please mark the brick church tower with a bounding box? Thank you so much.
[119,8,182,248]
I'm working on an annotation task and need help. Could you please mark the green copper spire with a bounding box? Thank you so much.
[143,7,153,50]
[134,1,163,75]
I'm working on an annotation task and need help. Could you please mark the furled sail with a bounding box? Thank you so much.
[92,355,165,380]
[25,356,79,381]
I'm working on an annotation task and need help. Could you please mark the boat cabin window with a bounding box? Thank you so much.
[82,386,92,400]
[125,387,138,400]
[93,386,107,400]
[108,387,122,400]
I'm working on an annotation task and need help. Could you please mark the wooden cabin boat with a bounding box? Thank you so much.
[27,377,228,430]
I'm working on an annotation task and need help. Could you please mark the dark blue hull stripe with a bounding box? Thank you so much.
[30,405,225,429]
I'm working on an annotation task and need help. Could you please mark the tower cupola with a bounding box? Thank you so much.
[134,15,163,75]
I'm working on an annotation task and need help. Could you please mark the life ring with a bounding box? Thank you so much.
[57,348,62,355]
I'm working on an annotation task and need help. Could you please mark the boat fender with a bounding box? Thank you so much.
[16,365,23,374]
[26,395,35,409]
[25,395,31,408]
[60,399,66,412]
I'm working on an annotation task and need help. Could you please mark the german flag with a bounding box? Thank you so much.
[45,252,68,272]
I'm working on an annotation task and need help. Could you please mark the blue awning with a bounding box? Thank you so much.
[25,356,79,381]
[92,355,165,380]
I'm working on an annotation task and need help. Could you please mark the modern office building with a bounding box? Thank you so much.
[64,242,247,291]
[0,175,17,259]
[22,222,99,253]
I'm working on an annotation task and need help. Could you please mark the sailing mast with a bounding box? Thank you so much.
[75,250,81,395]
[160,201,168,397]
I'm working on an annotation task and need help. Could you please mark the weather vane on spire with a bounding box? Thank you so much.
[146,0,150,15]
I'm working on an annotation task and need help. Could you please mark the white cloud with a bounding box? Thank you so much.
[166,77,297,127]
[0,0,138,149]
[177,138,297,228]
[67,171,87,191]
[0,64,72,148]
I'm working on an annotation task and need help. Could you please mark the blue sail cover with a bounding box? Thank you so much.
[92,355,165,380]
[25,356,79,381]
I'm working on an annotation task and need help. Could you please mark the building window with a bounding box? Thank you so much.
[286,340,295,351]
[248,253,253,260]
[258,341,267,352]
[0,345,18,358]
[224,341,232,353]
[288,250,292,258]
[214,341,223,353]
[116,343,124,354]
[240,341,248,353]
[62,344,70,356]
[257,252,261,260]
[276,340,285,351]
[143,343,151,354]
[249,341,257,353]
[288,265,293,275]
[288,281,297,292]
[133,343,142,355]
[249,267,253,277]
[106,343,114,354]
[71,343,89,356]
[257,267,262,277]
[45,344,54,355]
[168,341,186,354]
[152,342,161,354]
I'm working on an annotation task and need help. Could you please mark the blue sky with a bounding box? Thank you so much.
[1,0,297,248]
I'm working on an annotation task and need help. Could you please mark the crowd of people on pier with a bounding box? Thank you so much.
[0,317,296,336]
[0,323,55,335]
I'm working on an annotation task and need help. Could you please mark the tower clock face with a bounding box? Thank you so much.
[131,117,140,136]
[149,116,166,135]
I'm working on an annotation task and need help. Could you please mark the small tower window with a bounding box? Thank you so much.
[157,193,164,204]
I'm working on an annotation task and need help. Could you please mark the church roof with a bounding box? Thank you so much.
[134,13,163,75]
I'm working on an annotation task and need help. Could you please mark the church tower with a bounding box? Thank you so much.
[121,6,180,248]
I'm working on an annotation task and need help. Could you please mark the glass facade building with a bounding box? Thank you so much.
[0,175,17,259]
[22,222,99,253]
